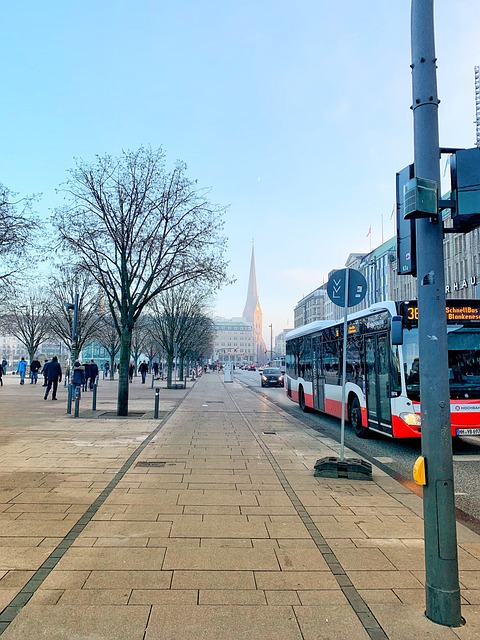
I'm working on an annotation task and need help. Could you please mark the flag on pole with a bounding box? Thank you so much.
[366,226,371,237]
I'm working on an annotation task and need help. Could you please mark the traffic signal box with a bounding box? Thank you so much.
[450,147,480,231]
[396,147,480,276]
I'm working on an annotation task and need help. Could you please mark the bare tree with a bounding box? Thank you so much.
[55,146,228,415]
[47,266,105,359]
[130,316,151,375]
[95,315,121,379]
[0,291,51,362]
[181,314,214,375]
[0,183,40,297]
[150,283,213,387]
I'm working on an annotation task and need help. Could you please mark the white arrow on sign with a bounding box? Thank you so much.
[332,278,342,298]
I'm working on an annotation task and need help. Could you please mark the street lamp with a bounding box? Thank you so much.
[64,294,79,414]
[269,324,273,365]
[64,294,79,361]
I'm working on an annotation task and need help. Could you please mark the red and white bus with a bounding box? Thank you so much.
[285,299,480,438]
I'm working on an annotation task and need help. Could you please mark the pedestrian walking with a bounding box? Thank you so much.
[83,360,91,391]
[16,357,28,385]
[139,360,148,384]
[44,356,62,401]
[1,358,7,375]
[71,360,85,398]
[152,362,159,378]
[30,357,41,384]
[41,359,50,386]
[89,359,99,389]
[0,365,3,387]
[128,362,134,383]
[103,361,110,379]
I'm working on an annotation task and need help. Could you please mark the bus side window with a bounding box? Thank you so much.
[323,341,339,385]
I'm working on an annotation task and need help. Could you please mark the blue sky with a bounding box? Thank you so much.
[1,1,478,343]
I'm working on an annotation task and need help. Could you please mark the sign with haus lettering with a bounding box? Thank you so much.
[327,268,367,308]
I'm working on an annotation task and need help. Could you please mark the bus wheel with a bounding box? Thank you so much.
[299,387,309,413]
[349,396,367,438]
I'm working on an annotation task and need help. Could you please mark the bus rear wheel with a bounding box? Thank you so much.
[349,396,367,438]
[299,387,309,413]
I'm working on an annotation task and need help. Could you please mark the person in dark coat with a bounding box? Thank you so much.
[139,360,148,384]
[89,360,99,389]
[83,361,91,391]
[71,360,85,398]
[152,362,159,378]
[30,358,41,384]
[44,356,62,400]
[128,362,134,383]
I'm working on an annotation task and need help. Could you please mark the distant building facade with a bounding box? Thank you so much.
[213,318,256,365]
[274,329,293,358]
[294,288,327,327]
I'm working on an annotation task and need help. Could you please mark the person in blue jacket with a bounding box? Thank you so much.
[16,357,28,385]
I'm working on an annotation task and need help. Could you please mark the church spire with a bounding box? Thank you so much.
[242,243,266,362]
[243,243,259,323]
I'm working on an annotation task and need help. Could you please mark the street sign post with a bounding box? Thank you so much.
[315,269,371,481]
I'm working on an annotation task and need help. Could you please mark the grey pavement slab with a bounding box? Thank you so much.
[145,604,303,640]
[0,604,150,639]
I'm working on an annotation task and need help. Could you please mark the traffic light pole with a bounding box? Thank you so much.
[410,0,461,626]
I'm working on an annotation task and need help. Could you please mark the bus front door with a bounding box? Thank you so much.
[365,334,392,434]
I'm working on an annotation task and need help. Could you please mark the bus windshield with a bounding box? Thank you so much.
[403,326,480,400]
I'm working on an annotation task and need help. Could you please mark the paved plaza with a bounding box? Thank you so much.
[0,371,478,638]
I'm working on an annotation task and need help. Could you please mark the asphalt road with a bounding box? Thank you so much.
[235,368,480,534]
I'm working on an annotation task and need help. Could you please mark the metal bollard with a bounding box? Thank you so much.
[154,387,160,419]
[66,384,73,414]
[151,373,154,389]
[92,383,97,410]
[74,386,81,418]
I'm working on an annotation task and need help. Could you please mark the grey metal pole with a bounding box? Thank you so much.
[72,293,79,354]
[151,373,154,389]
[339,268,349,462]
[92,383,97,411]
[154,387,159,419]
[66,384,72,414]
[411,0,461,626]
[74,386,80,418]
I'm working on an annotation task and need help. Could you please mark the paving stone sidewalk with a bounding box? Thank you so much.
[0,371,479,638]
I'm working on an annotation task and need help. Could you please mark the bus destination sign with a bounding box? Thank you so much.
[446,305,480,321]
[401,301,480,325]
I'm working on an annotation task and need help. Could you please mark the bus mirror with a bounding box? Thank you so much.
[391,316,403,345]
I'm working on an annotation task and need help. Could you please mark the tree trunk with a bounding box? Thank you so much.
[179,355,185,381]
[166,356,173,388]
[117,327,132,416]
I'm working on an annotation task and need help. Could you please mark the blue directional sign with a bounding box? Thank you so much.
[327,268,367,308]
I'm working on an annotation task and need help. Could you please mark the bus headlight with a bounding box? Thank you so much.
[399,412,422,426]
